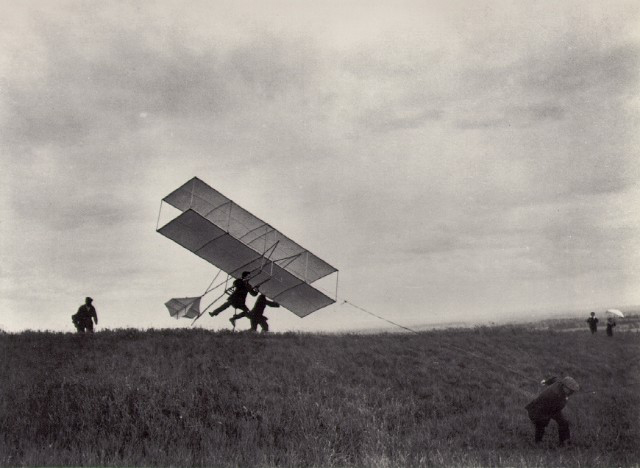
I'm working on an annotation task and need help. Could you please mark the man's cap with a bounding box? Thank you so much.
[590,311,595,315]
[241,271,250,277]
[86,297,93,302]
[561,376,579,392]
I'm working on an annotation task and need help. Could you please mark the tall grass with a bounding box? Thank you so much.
[1,325,638,467]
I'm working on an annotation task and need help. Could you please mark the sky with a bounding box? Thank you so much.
[1,0,639,333]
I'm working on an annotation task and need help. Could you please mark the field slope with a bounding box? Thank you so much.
[1,324,639,467]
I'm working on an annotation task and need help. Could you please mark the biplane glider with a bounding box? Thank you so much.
[156,177,338,324]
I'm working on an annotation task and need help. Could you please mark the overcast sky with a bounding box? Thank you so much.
[1,1,639,333]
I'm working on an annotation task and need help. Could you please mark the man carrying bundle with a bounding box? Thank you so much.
[525,376,580,446]
[72,297,98,333]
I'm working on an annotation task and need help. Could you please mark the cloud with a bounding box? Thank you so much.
[360,107,443,133]
[1,2,640,330]
[1,11,331,206]
[448,40,639,131]
[0,9,339,329]
[2,19,324,146]
[507,104,564,122]
[455,104,565,129]
[454,118,508,130]
[524,43,640,97]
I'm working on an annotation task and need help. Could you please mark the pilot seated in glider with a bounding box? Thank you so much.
[209,271,257,319]
[525,376,579,446]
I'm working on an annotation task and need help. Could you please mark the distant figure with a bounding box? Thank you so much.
[586,312,599,334]
[248,293,280,332]
[72,297,98,333]
[525,376,579,446]
[606,317,616,337]
[209,271,257,324]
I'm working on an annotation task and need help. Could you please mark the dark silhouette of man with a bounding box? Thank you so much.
[606,317,616,337]
[247,293,280,332]
[586,312,599,334]
[72,297,98,333]
[525,376,579,446]
[209,271,257,325]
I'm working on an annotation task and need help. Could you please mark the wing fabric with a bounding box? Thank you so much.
[165,297,201,319]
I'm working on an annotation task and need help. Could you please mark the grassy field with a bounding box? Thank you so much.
[1,324,639,467]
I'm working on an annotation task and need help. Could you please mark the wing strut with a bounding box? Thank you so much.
[190,240,281,326]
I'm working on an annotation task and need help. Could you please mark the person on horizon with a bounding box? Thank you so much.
[606,317,616,337]
[247,293,280,332]
[525,376,579,446]
[586,312,599,334]
[209,271,257,325]
[72,297,98,333]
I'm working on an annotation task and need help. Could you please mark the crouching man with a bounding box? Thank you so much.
[525,376,580,446]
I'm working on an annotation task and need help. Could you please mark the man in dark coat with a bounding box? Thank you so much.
[209,271,257,323]
[247,293,280,332]
[586,312,599,334]
[525,376,579,446]
[606,317,616,337]
[72,297,98,333]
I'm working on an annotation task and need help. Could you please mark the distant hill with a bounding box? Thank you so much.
[355,305,640,335]
[521,314,640,333]
[1,324,638,467]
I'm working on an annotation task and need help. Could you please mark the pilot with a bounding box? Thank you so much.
[209,271,257,324]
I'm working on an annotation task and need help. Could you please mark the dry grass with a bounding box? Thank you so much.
[0,325,638,467]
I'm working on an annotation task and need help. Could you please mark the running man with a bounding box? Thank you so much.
[209,271,257,325]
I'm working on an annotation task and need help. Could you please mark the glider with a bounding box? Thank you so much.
[156,177,338,324]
